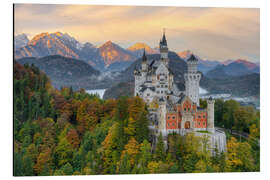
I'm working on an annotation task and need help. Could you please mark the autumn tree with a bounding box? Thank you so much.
[225,137,255,172]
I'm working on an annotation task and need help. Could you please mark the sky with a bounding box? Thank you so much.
[14,4,260,62]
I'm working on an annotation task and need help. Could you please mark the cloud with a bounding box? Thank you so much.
[14,4,259,62]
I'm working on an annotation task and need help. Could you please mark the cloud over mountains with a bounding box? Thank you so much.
[14,4,259,63]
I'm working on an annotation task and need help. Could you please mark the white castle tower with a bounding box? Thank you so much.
[207,97,215,133]
[184,54,201,106]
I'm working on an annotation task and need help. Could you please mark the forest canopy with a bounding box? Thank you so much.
[14,62,260,176]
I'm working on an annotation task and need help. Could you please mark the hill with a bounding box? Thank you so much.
[16,55,113,90]
[201,73,260,97]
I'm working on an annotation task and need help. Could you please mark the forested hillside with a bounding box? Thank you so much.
[16,55,115,90]
[14,63,260,176]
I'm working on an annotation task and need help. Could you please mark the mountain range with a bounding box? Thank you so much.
[15,32,260,75]
[206,59,260,78]
[15,32,152,72]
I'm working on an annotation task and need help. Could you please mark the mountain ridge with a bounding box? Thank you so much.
[15,32,138,72]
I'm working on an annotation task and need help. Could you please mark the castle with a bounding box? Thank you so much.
[134,31,226,153]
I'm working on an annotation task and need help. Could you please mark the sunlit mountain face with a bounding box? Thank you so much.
[14,32,138,72]
[127,42,158,56]
[98,40,137,66]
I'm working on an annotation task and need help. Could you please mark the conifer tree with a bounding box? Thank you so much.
[155,133,166,161]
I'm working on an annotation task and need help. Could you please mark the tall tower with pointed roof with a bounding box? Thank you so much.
[141,48,148,72]
[184,54,201,106]
[159,29,169,65]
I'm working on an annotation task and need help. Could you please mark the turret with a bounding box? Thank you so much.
[207,96,215,133]
[187,54,198,73]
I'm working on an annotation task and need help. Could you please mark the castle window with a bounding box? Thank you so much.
[167,116,170,119]
[203,115,205,118]
[203,122,205,126]
[172,116,175,119]
[198,122,200,126]
[157,91,160,94]
[161,85,163,88]
[167,123,170,126]
[147,93,150,96]
[161,91,163,94]
[172,122,175,126]
[198,115,201,118]
[165,85,168,88]
[184,108,187,111]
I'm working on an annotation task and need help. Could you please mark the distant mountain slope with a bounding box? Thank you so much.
[177,50,192,60]
[16,55,108,90]
[127,42,158,57]
[98,41,137,71]
[204,65,228,79]
[206,59,260,78]
[178,50,220,74]
[201,73,260,97]
[14,34,29,50]
[15,32,82,59]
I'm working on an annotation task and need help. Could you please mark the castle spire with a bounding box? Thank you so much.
[160,28,167,46]
[142,48,147,62]
[159,29,168,60]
